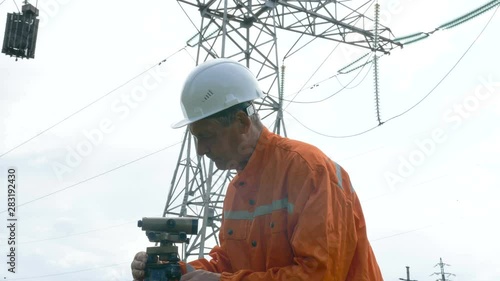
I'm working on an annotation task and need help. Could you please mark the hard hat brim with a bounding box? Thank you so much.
[171,119,191,129]
[171,116,203,129]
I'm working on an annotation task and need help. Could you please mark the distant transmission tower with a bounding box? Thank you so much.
[399,266,417,281]
[431,257,456,281]
[166,0,402,260]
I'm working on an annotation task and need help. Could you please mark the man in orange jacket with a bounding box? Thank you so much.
[131,58,383,281]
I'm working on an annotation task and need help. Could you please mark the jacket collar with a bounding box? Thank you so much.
[231,127,274,190]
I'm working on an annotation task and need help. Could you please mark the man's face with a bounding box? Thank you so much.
[189,117,244,170]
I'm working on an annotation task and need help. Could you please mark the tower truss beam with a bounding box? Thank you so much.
[180,0,402,54]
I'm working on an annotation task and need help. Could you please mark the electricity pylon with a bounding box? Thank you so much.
[164,0,402,260]
[431,257,455,281]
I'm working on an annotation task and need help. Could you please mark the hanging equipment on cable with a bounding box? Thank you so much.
[2,1,40,60]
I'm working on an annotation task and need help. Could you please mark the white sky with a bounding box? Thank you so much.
[0,0,499,280]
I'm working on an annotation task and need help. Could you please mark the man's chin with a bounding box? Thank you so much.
[212,159,237,170]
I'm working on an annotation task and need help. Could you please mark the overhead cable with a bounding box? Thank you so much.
[282,54,374,104]
[20,221,135,245]
[280,0,377,104]
[286,5,498,138]
[0,47,186,158]
[394,0,500,45]
[11,0,19,12]
[0,141,182,213]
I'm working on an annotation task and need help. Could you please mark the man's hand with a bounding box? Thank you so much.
[181,270,221,281]
[131,251,148,281]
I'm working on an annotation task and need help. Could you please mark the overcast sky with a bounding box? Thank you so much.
[0,0,499,280]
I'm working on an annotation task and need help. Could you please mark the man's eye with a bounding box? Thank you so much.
[197,134,214,140]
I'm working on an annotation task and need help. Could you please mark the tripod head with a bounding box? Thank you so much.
[138,217,199,281]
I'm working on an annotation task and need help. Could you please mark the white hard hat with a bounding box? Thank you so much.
[171,58,264,129]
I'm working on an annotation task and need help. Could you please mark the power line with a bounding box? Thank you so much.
[394,0,500,45]
[338,63,373,91]
[371,222,444,242]
[267,50,375,104]
[285,5,498,139]
[266,35,381,104]
[20,221,135,244]
[177,0,201,36]
[283,42,342,108]
[0,47,186,158]
[286,54,374,104]
[183,48,196,62]
[0,141,182,213]
[384,4,498,124]
[281,0,377,106]
[271,54,373,105]
[286,110,380,138]
[11,0,19,12]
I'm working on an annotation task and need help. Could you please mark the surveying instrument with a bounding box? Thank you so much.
[138,217,198,281]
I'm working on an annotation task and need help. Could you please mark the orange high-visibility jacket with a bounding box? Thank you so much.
[189,127,383,281]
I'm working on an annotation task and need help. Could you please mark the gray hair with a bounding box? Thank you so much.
[208,101,259,127]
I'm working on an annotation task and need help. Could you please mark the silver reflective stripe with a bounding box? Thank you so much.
[335,161,343,190]
[225,198,294,220]
[225,210,254,220]
[333,161,355,193]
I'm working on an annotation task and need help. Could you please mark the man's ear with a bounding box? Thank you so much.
[235,111,251,133]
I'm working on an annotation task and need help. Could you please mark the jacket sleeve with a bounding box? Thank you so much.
[219,164,362,281]
[187,245,233,273]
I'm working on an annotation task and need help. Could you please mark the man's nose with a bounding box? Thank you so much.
[195,139,209,156]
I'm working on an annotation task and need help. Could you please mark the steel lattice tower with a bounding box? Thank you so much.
[164,0,402,260]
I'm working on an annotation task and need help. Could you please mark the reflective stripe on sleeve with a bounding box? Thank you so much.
[334,161,343,190]
[225,198,294,220]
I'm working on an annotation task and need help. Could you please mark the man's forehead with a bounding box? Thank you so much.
[189,118,221,135]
